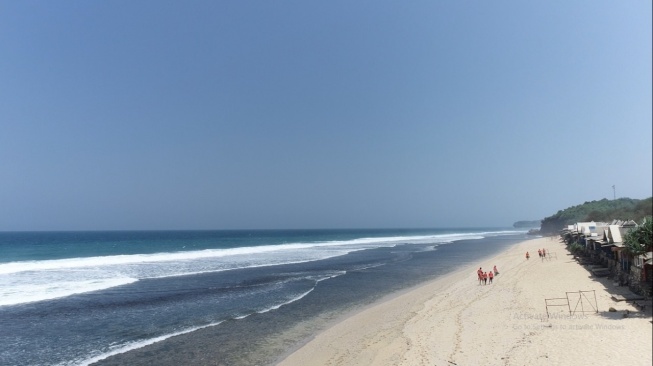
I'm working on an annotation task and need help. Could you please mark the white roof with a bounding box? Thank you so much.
[608,225,623,244]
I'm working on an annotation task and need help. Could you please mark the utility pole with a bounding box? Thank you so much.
[612,185,616,200]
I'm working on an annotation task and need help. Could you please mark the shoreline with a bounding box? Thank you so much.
[90,234,526,366]
[272,250,490,364]
[277,236,652,366]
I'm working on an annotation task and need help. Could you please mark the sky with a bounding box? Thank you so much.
[0,1,651,231]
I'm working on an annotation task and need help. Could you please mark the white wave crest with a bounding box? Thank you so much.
[0,231,519,307]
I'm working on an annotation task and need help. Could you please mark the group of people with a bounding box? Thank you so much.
[477,265,499,285]
[525,248,547,260]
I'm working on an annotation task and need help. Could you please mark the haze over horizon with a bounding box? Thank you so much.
[1,1,651,231]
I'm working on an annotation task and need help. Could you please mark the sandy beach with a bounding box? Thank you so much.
[278,236,652,366]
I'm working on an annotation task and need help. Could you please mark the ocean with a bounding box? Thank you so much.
[0,228,530,366]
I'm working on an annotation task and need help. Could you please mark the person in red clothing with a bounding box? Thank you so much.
[526,252,530,260]
[488,270,494,284]
[493,265,499,275]
[483,272,488,285]
[477,267,483,285]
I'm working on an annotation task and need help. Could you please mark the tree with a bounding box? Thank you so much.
[624,216,653,257]
[539,197,652,235]
[585,210,603,222]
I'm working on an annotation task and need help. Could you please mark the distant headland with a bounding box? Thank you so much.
[510,197,652,236]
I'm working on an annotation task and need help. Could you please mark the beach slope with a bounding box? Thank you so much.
[278,237,652,366]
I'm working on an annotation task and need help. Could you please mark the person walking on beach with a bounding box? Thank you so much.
[477,267,483,285]
[488,270,494,284]
[483,272,488,285]
[542,248,546,258]
[493,265,499,275]
[526,252,530,260]
[538,249,542,259]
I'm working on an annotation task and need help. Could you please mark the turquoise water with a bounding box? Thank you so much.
[1,228,512,261]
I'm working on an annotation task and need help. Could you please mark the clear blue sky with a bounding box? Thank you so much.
[1,1,651,230]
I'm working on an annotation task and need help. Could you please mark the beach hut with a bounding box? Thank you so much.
[592,228,616,270]
[576,222,609,251]
[630,251,653,296]
[603,225,631,284]
[576,222,596,236]
[645,257,653,297]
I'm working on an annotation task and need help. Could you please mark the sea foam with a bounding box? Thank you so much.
[0,232,502,307]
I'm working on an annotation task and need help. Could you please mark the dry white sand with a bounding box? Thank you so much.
[278,237,652,366]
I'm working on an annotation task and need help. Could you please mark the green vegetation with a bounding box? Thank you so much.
[569,242,584,254]
[540,197,653,234]
[624,216,653,257]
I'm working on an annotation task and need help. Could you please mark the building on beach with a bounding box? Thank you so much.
[562,219,651,298]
